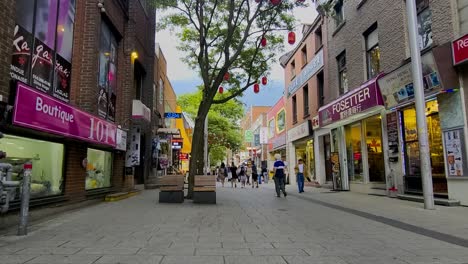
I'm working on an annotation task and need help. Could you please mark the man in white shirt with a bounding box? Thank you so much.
[296,159,305,193]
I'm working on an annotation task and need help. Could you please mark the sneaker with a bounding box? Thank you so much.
[283,191,287,197]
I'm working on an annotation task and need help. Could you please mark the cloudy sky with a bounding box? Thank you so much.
[156,4,318,107]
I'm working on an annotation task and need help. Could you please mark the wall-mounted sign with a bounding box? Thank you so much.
[378,52,442,109]
[13,83,117,147]
[126,126,141,166]
[259,127,269,144]
[245,130,253,143]
[116,128,127,151]
[452,33,468,66]
[386,112,399,154]
[288,49,324,96]
[172,141,183,149]
[287,120,312,142]
[179,153,189,160]
[444,128,467,177]
[319,78,383,127]
[312,115,320,130]
[164,112,182,119]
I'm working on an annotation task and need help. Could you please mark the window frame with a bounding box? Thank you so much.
[334,0,345,28]
[301,46,307,67]
[315,27,323,52]
[292,95,298,124]
[290,60,296,79]
[364,24,380,79]
[337,51,348,94]
[303,85,309,117]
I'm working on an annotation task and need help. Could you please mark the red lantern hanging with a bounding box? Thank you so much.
[253,83,260,93]
[218,86,224,94]
[261,37,267,47]
[261,76,268,85]
[224,72,230,81]
[288,31,296,45]
[270,0,281,5]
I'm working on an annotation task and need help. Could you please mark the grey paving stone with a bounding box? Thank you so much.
[222,242,274,249]
[76,247,140,255]
[195,248,251,256]
[250,248,308,256]
[26,255,102,264]
[0,254,38,264]
[339,256,413,264]
[95,255,163,264]
[224,256,287,264]
[0,246,25,254]
[138,247,195,256]
[161,256,224,264]
[15,247,81,255]
[283,256,349,264]
[170,242,222,249]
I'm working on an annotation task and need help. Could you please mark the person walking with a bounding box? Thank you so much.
[251,161,259,188]
[295,159,305,193]
[273,154,287,197]
[219,162,227,187]
[239,164,247,188]
[261,165,268,184]
[230,162,238,188]
[246,162,252,186]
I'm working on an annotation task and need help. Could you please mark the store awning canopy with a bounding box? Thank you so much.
[157,128,180,135]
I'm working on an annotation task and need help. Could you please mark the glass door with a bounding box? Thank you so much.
[323,135,333,182]
[365,115,385,182]
[345,122,363,182]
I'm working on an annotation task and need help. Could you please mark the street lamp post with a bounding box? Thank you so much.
[405,0,435,209]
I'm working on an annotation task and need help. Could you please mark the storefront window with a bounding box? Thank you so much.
[402,100,446,193]
[85,148,112,190]
[0,135,64,198]
[345,122,363,181]
[365,115,385,182]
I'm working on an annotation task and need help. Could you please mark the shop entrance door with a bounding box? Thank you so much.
[345,122,364,182]
[323,135,333,182]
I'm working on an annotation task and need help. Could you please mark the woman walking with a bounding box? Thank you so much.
[251,161,259,188]
[230,162,238,188]
[219,162,227,187]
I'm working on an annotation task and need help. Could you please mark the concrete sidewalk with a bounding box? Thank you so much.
[0,182,467,264]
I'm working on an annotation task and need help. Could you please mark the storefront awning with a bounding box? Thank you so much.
[318,75,384,127]
[157,128,180,135]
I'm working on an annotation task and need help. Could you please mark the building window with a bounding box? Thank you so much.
[292,95,297,124]
[365,24,380,79]
[334,0,344,27]
[0,135,64,199]
[268,118,275,139]
[85,148,113,190]
[317,71,324,107]
[134,62,145,100]
[276,109,286,133]
[315,27,323,51]
[291,60,296,79]
[417,0,432,50]
[98,21,118,121]
[303,85,309,117]
[301,46,307,67]
[337,51,348,94]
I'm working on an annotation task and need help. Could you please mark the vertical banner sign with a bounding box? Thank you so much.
[444,129,465,176]
[31,39,54,93]
[386,112,399,154]
[245,130,254,143]
[126,126,141,167]
[11,25,33,83]
[53,54,71,102]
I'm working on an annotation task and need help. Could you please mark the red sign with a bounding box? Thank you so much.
[179,153,189,160]
[452,34,468,66]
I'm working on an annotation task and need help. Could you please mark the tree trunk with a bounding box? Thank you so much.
[187,102,211,199]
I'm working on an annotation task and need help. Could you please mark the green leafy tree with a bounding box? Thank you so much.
[178,91,243,165]
[155,0,303,197]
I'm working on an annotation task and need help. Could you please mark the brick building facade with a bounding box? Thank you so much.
[0,0,155,210]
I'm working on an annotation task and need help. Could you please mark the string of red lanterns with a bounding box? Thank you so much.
[253,83,260,93]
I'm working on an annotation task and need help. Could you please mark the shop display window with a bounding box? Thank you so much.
[0,135,64,198]
[345,122,363,182]
[365,115,385,182]
[85,148,112,190]
[402,100,446,194]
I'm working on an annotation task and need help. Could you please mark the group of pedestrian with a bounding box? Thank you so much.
[216,161,267,189]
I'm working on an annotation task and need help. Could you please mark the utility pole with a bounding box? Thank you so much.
[405,0,435,209]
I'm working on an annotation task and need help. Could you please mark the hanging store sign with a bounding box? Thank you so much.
[245,130,254,143]
[259,127,269,144]
[287,120,312,142]
[312,115,320,129]
[319,77,383,127]
[179,153,189,160]
[164,112,182,119]
[452,33,468,66]
[288,49,324,96]
[116,128,127,151]
[13,83,117,147]
[126,126,141,166]
[378,52,442,109]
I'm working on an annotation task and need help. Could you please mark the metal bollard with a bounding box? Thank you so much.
[17,162,32,236]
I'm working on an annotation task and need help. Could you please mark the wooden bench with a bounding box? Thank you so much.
[193,175,216,204]
[158,175,185,203]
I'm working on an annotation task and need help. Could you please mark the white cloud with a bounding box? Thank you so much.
[157,4,317,87]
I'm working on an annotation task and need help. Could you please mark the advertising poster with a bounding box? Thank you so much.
[276,109,285,133]
[331,152,341,190]
[53,54,71,102]
[444,129,464,176]
[11,25,33,83]
[98,86,108,119]
[386,112,399,154]
[31,39,54,93]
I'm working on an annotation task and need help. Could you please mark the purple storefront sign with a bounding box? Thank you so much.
[13,83,117,147]
[319,77,384,127]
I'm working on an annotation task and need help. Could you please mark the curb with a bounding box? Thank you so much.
[104,190,141,202]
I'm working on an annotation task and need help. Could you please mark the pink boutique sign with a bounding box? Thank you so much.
[13,83,117,147]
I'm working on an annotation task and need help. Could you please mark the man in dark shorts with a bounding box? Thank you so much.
[273,154,287,197]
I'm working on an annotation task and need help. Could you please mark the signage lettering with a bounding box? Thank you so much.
[288,49,324,96]
[13,25,30,54]
[453,34,468,66]
[332,87,371,114]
